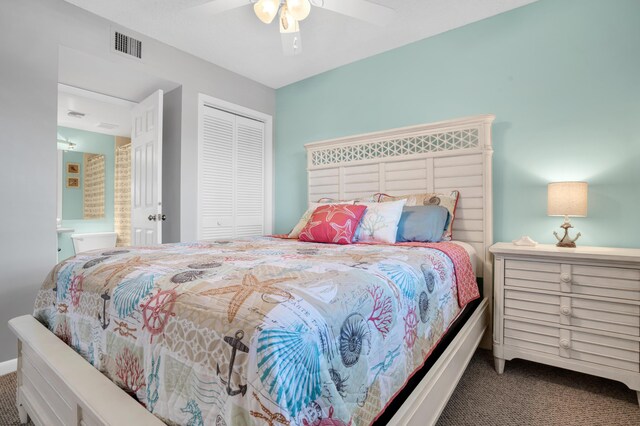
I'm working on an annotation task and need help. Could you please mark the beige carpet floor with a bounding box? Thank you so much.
[437,350,640,426]
[0,372,32,426]
[1,349,638,425]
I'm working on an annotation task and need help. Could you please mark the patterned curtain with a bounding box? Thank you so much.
[115,143,131,246]
[83,154,105,219]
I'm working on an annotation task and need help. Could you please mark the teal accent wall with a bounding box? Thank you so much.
[275,0,640,248]
[57,126,115,260]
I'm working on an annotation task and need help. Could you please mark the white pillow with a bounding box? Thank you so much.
[355,199,407,244]
[288,200,355,239]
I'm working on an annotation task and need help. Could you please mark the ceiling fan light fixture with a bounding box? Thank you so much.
[279,4,299,33]
[254,0,280,24]
[286,0,311,21]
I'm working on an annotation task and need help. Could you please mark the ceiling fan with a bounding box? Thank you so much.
[194,0,395,56]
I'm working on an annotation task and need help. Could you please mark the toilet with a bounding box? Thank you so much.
[71,232,118,254]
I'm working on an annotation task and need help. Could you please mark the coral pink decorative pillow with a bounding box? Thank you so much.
[299,204,368,244]
[288,200,355,239]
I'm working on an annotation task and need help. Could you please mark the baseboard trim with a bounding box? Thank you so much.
[0,358,17,376]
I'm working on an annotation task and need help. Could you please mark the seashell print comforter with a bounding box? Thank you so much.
[34,237,479,426]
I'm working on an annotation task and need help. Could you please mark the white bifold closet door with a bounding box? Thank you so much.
[199,106,265,240]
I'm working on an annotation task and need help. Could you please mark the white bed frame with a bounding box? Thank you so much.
[305,114,495,425]
[10,114,494,426]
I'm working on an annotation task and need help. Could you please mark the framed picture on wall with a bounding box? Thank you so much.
[67,163,80,174]
[67,177,80,188]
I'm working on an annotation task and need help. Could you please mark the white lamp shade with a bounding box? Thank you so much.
[547,181,588,217]
[287,0,311,21]
[254,0,280,24]
[279,4,299,33]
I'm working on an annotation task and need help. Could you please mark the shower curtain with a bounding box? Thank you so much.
[114,143,131,246]
[83,154,105,219]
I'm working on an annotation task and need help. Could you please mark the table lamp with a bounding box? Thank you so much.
[547,181,588,248]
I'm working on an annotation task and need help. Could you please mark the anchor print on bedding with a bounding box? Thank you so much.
[33,237,477,426]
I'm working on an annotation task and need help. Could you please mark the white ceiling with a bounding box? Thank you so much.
[58,84,135,137]
[64,0,537,89]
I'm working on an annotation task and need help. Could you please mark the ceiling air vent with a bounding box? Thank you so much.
[96,122,119,130]
[113,31,142,59]
[67,110,85,119]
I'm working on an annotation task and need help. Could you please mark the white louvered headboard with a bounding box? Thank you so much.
[305,114,495,298]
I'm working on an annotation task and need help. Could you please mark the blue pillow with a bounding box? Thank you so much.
[396,205,450,243]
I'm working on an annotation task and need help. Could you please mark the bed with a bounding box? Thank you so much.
[10,114,495,426]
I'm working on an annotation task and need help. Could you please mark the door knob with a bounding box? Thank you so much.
[148,214,157,221]
[161,214,166,221]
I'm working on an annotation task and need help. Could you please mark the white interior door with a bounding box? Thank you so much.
[131,90,163,245]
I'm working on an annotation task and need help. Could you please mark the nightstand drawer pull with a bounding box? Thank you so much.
[559,339,571,349]
[560,273,571,283]
[560,306,572,316]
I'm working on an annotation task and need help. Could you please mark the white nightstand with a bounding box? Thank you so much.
[490,242,640,405]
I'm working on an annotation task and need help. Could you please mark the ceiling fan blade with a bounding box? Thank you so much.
[317,0,395,26]
[281,31,303,56]
[192,0,249,15]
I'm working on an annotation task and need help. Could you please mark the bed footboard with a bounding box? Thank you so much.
[389,297,489,425]
[9,315,163,426]
[9,297,487,426]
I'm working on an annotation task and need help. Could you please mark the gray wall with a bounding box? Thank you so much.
[0,0,59,365]
[0,0,275,363]
[163,87,182,243]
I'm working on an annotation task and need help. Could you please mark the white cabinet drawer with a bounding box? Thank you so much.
[504,289,560,323]
[504,319,640,372]
[571,264,640,301]
[570,297,640,336]
[504,289,640,336]
[505,260,640,300]
[503,319,560,356]
[504,260,561,292]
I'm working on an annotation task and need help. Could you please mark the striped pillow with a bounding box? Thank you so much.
[378,191,460,241]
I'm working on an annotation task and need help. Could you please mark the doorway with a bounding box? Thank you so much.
[57,84,134,260]
[56,47,181,260]
[56,84,166,261]
[56,85,167,260]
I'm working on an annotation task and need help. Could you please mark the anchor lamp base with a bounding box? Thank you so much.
[553,216,581,248]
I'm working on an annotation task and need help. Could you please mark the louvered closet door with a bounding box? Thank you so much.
[235,116,265,237]
[200,107,235,239]
[199,106,265,240]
